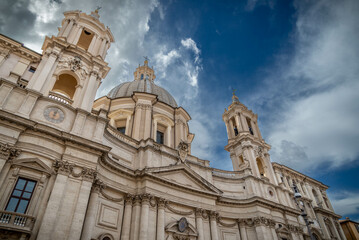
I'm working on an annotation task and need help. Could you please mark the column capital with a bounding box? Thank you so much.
[124,194,134,204]
[0,143,21,161]
[209,211,218,220]
[157,198,166,208]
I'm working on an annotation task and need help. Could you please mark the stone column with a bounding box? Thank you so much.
[195,208,204,240]
[157,198,166,240]
[67,24,79,43]
[125,115,132,135]
[68,178,93,240]
[121,194,133,240]
[209,211,219,240]
[139,194,150,240]
[88,35,98,55]
[240,114,249,131]
[153,119,158,141]
[30,50,59,92]
[37,173,69,239]
[235,114,243,131]
[80,70,99,112]
[238,220,248,240]
[224,120,231,139]
[130,195,141,240]
[166,125,171,147]
[58,19,69,36]
[329,218,341,240]
[99,39,107,58]
[63,19,75,38]
[132,105,142,140]
[228,119,235,138]
[30,174,56,240]
[271,227,279,240]
[144,105,152,139]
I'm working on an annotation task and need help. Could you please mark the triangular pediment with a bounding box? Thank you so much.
[12,158,53,174]
[147,164,222,195]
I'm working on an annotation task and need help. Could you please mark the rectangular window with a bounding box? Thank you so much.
[6,178,36,214]
[156,131,164,144]
[28,66,36,73]
[117,127,126,134]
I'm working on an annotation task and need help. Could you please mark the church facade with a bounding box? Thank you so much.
[0,10,345,240]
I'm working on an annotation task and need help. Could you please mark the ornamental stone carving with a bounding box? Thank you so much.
[177,141,189,163]
[53,159,74,175]
[0,143,21,161]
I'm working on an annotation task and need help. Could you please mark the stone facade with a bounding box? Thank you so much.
[0,9,346,240]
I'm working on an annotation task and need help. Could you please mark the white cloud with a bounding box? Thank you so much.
[329,191,359,218]
[181,38,201,63]
[251,0,359,172]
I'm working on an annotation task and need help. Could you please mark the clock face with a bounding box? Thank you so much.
[44,107,65,123]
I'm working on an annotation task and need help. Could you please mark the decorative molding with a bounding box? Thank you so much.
[100,189,123,202]
[53,159,97,180]
[177,141,189,163]
[0,143,21,161]
[166,202,193,216]
[53,159,74,175]
[217,217,237,227]
[137,103,152,110]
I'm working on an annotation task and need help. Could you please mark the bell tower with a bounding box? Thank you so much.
[223,91,278,185]
[27,9,114,112]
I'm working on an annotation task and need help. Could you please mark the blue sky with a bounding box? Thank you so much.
[1,0,359,221]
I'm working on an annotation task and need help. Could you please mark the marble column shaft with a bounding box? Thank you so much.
[121,196,133,240]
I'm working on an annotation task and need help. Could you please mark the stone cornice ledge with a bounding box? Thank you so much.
[313,206,341,219]
[217,195,301,215]
[0,110,111,153]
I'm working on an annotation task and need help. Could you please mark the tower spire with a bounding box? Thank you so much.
[232,88,239,103]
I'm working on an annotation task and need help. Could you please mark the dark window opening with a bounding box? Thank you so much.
[28,66,36,73]
[234,127,238,136]
[84,30,91,35]
[246,118,254,135]
[6,178,36,214]
[141,74,144,80]
[117,127,126,134]
[156,131,164,144]
[249,127,254,135]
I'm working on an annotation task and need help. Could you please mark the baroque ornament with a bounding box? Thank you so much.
[177,141,189,163]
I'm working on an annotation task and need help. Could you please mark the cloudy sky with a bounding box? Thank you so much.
[1,0,358,221]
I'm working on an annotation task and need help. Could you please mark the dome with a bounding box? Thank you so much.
[107,80,178,108]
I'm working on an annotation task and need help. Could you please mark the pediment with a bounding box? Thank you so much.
[148,164,222,195]
[12,158,53,174]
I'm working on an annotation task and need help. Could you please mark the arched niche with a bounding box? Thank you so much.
[108,109,133,135]
[153,114,174,147]
[51,72,79,100]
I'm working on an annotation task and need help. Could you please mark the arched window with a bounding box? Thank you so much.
[77,29,94,50]
[230,117,238,136]
[256,158,266,177]
[52,73,77,99]
[246,117,254,135]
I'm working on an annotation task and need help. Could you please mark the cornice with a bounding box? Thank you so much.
[0,109,111,154]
